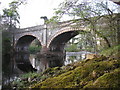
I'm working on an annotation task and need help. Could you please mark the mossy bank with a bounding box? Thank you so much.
[12,56,120,89]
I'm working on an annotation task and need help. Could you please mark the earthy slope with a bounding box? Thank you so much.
[29,56,120,89]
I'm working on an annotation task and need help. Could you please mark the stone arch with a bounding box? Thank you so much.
[15,35,42,52]
[47,29,82,52]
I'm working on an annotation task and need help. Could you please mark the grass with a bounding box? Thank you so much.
[100,44,120,58]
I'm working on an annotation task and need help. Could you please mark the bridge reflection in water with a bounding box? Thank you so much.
[2,51,91,87]
[28,51,92,72]
[29,53,64,73]
[15,51,65,72]
[15,51,92,73]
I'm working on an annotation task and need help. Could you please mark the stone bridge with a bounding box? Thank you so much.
[11,14,120,53]
[12,19,90,53]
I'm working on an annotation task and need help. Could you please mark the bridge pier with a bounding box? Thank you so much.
[40,46,49,54]
[39,45,66,61]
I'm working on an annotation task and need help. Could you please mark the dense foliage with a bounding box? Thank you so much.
[2,0,27,28]
[1,0,27,54]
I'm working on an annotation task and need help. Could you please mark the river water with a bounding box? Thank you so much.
[2,51,92,88]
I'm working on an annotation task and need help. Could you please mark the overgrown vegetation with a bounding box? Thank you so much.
[11,55,120,89]
[1,0,120,89]
[65,44,79,52]
[100,44,120,58]
[1,0,27,89]
[28,46,41,53]
[49,0,120,52]
[1,0,27,54]
[28,39,41,53]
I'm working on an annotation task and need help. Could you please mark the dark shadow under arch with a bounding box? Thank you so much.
[49,31,80,52]
[16,35,41,52]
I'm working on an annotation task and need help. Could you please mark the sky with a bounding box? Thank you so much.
[18,0,65,28]
[0,0,64,28]
[0,0,120,28]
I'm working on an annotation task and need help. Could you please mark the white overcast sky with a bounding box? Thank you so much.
[0,0,65,28]
[0,0,120,28]
[18,0,65,28]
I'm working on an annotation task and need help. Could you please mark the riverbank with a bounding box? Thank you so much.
[11,55,120,89]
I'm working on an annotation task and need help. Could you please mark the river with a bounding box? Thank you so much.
[2,51,92,88]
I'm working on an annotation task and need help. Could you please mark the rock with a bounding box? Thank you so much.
[86,54,100,60]
[92,70,97,78]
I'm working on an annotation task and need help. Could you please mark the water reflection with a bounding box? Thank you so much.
[29,53,64,72]
[2,54,24,88]
[29,54,49,72]
[64,51,92,65]
[15,52,37,72]
[29,51,90,71]
[2,51,91,88]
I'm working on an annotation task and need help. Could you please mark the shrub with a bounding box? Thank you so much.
[28,46,41,53]
[65,44,79,52]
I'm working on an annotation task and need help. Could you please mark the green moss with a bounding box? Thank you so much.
[13,56,120,89]
[84,68,120,88]
[32,56,119,88]
[43,67,67,77]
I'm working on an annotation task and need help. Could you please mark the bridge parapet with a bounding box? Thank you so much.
[13,25,45,34]
[47,19,89,40]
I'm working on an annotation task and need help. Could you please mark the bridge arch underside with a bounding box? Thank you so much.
[49,31,80,52]
[16,35,41,52]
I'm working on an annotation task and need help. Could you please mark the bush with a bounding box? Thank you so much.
[65,44,79,52]
[28,46,41,53]
[100,44,120,57]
